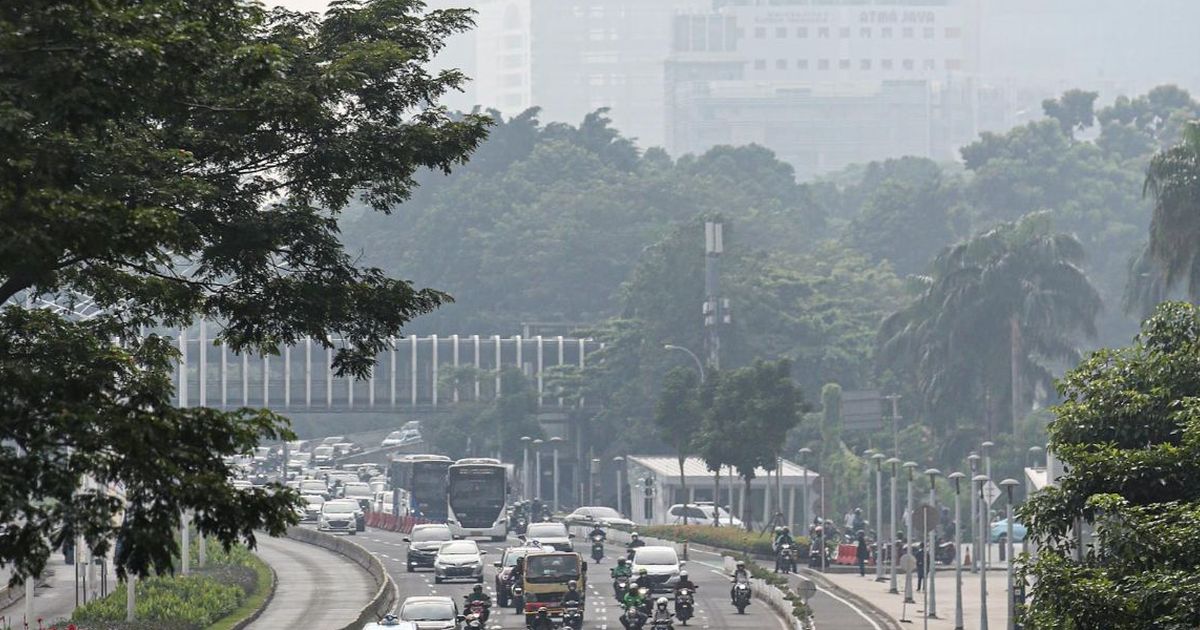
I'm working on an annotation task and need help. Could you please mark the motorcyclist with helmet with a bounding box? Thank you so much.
[729,560,751,604]
[611,557,633,579]
[562,580,585,608]
[650,596,673,625]
[463,584,492,623]
[633,567,653,590]
[674,570,699,593]
[528,606,555,630]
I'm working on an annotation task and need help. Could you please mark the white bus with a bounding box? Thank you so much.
[447,458,509,541]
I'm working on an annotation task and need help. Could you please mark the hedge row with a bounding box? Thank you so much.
[638,525,810,557]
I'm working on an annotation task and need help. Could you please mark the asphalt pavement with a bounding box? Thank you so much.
[252,534,375,628]
[350,525,793,630]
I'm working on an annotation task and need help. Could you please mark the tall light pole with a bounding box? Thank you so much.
[590,458,601,505]
[550,437,565,512]
[924,468,941,620]
[903,461,918,603]
[703,221,726,369]
[863,449,876,539]
[799,447,813,532]
[521,436,532,499]
[613,456,626,514]
[532,439,544,499]
[872,453,886,582]
[973,474,990,630]
[664,344,705,383]
[967,452,981,573]
[981,441,995,570]
[947,472,966,630]
[1000,479,1020,630]
[886,457,901,594]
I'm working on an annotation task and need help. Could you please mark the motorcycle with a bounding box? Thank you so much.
[620,605,648,630]
[591,534,606,563]
[511,585,525,615]
[514,516,529,536]
[731,579,751,614]
[613,577,630,600]
[649,612,675,630]
[562,605,585,629]
[464,599,490,625]
[936,541,956,565]
[673,589,694,626]
[463,612,485,630]
[775,543,797,574]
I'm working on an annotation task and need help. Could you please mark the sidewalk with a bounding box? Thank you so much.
[0,551,117,627]
[805,543,1023,630]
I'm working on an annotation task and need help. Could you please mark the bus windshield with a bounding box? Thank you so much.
[447,465,506,528]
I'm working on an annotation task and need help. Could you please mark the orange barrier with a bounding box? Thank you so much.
[835,544,858,565]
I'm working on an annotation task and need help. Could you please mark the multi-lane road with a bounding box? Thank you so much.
[349,525,792,630]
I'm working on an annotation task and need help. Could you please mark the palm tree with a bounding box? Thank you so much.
[879,213,1101,440]
[1143,121,1200,300]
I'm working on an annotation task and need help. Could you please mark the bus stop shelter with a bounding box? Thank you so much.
[624,456,818,531]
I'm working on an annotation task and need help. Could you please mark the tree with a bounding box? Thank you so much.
[1020,302,1200,628]
[1042,90,1099,138]
[654,368,702,524]
[0,0,488,580]
[704,360,804,530]
[879,213,1101,439]
[1142,121,1200,301]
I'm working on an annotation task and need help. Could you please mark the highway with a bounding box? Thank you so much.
[349,525,792,630]
[252,534,374,628]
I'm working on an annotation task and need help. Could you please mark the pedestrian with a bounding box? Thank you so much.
[843,509,855,530]
[915,542,925,591]
[855,530,869,577]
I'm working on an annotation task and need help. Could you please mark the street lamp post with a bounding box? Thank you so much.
[967,452,981,573]
[521,436,532,499]
[613,456,626,514]
[1000,479,1020,630]
[550,437,565,512]
[872,453,886,582]
[532,439,544,500]
[863,449,876,541]
[591,458,601,505]
[981,441,995,570]
[798,447,813,532]
[886,457,901,594]
[973,474,991,630]
[925,468,941,620]
[1028,446,1044,469]
[947,472,966,630]
[903,461,918,603]
[663,344,705,383]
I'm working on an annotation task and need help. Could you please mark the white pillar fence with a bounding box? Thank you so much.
[169,323,601,410]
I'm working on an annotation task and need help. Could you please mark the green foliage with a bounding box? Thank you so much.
[73,574,243,628]
[1020,302,1200,628]
[1143,122,1200,302]
[422,367,543,461]
[1042,89,1099,137]
[639,525,805,557]
[653,368,702,521]
[0,0,486,581]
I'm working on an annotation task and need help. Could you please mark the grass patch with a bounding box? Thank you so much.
[206,554,273,630]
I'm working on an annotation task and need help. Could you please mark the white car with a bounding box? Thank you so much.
[433,540,486,584]
[300,494,325,523]
[397,596,461,630]
[630,546,683,592]
[381,430,407,447]
[667,502,743,528]
[299,479,328,498]
[312,445,335,464]
[566,506,636,529]
[318,500,359,535]
[524,522,575,552]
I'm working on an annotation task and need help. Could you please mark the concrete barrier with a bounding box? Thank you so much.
[285,527,399,630]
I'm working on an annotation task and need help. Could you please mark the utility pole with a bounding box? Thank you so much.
[885,394,902,458]
[703,221,727,370]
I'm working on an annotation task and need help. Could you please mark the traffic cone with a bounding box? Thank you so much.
[964,545,972,567]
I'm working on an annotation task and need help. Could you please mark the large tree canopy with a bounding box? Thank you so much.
[1021,302,1200,628]
[0,0,488,580]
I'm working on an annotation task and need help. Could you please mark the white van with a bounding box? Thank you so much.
[666,502,744,528]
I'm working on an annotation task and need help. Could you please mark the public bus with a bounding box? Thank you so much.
[388,454,452,520]
[447,458,509,541]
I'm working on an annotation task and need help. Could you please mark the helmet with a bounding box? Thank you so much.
[679,570,688,579]
[567,580,578,589]
[774,526,782,533]
[781,527,790,534]
[380,615,400,626]
[631,532,639,539]
[854,507,862,514]
[638,568,648,575]
[617,558,628,565]
[736,560,746,569]
[473,584,483,593]
[656,597,669,609]
[537,606,549,616]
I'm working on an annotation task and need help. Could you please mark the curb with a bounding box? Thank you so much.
[229,562,278,630]
[798,568,903,630]
[284,527,399,630]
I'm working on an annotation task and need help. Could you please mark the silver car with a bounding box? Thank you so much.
[318,499,358,535]
[398,595,462,630]
[433,540,486,584]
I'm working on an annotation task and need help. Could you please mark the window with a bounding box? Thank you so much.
[776,59,787,70]
[923,59,936,70]
[754,59,766,70]
[882,27,893,38]
[860,27,871,38]
[588,28,605,41]
[503,73,522,87]
[902,59,914,70]
[755,26,766,38]
[818,27,830,38]
[838,59,850,70]
[946,59,963,71]
[860,59,871,70]
[945,27,962,39]
[839,27,851,38]
[818,59,830,70]
[588,74,605,86]
[882,59,894,70]
[924,27,936,39]
[797,27,808,38]
[797,59,809,70]
[775,27,787,38]
[903,27,914,38]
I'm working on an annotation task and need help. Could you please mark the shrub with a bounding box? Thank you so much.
[639,525,810,557]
